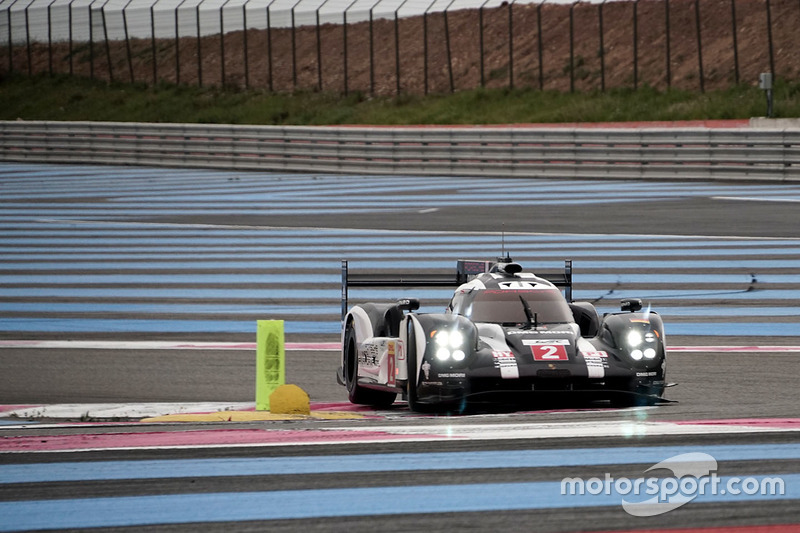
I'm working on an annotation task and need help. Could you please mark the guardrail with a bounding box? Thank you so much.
[1,121,799,181]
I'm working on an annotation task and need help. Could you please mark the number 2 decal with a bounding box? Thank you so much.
[531,344,569,361]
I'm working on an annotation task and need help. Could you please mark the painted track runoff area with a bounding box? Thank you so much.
[1,163,800,532]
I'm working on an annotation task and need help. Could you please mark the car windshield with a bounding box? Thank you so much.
[451,288,574,325]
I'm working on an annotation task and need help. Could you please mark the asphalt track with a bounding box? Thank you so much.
[1,163,800,532]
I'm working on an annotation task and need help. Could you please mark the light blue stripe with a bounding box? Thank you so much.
[1,287,797,300]
[3,259,800,271]
[0,302,334,314]
[3,247,798,259]
[0,475,797,530]
[2,444,798,484]
[0,273,794,284]
[0,302,797,318]
[0,318,341,334]
[0,318,796,335]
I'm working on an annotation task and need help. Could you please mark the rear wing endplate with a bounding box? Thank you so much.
[341,259,573,321]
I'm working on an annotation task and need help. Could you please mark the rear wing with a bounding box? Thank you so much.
[341,259,573,321]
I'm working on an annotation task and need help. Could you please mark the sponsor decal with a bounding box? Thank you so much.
[636,371,658,377]
[387,341,396,386]
[438,372,467,379]
[421,361,431,380]
[582,350,608,358]
[530,344,569,361]
[582,350,608,378]
[492,350,520,379]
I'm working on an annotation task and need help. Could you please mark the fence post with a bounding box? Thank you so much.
[730,0,739,84]
[46,0,56,75]
[368,0,377,95]
[694,0,704,92]
[175,0,189,84]
[598,0,604,91]
[151,0,158,84]
[219,0,232,87]
[88,0,95,79]
[196,0,203,86]
[242,0,249,88]
[101,0,113,82]
[343,0,358,95]
[765,0,774,78]
[122,0,134,82]
[24,0,32,75]
[633,0,638,90]
[6,0,23,74]
[266,0,272,91]
[444,0,455,93]
[68,0,73,74]
[569,2,574,92]
[290,0,301,91]
[537,1,543,90]
[422,0,434,95]
[664,0,670,88]
[394,0,409,95]
[315,0,332,91]
[478,0,489,87]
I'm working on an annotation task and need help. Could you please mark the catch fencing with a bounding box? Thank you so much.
[1,0,799,95]
[1,120,798,180]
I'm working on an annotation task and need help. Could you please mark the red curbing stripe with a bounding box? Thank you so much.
[0,428,443,452]
[673,418,800,429]
[593,525,800,533]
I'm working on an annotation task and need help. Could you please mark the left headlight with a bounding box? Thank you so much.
[433,329,466,361]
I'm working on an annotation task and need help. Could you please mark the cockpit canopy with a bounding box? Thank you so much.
[447,287,575,325]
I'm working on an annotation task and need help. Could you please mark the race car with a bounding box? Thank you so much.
[336,257,668,412]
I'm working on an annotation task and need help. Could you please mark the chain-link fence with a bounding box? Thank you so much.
[2,0,799,95]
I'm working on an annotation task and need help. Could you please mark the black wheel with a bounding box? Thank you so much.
[344,321,397,408]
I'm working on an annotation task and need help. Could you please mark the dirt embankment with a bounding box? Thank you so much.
[4,0,799,95]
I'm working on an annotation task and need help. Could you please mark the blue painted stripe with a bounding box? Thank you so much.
[3,247,798,259]
[0,318,796,335]
[3,259,800,271]
[0,318,340,334]
[0,273,794,284]
[0,475,797,530]
[1,287,798,301]
[0,302,793,318]
[2,444,798,484]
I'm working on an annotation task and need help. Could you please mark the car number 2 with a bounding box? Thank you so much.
[531,344,569,361]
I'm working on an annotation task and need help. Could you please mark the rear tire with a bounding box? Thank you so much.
[344,321,397,408]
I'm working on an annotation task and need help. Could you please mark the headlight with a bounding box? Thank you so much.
[630,349,643,360]
[432,329,468,362]
[449,330,464,349]
[435,348,450,361]
[627,330,643,347]
[643,348,657,359]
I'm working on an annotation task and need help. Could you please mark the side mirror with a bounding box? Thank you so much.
[620,298,643,313]
[397,298,420,311]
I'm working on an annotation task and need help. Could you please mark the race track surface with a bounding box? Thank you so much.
[1,163,799,532]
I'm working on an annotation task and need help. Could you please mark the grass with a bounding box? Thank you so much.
[2,73,800,125]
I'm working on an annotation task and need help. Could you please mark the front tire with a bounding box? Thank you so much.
[344,321,396,408]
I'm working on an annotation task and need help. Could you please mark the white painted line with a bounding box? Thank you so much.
[712,196,800,203]
[326,420,800,441]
